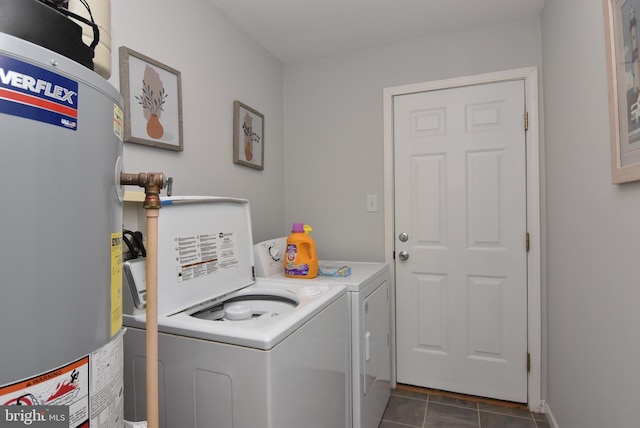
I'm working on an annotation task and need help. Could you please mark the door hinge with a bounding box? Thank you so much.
[524,111,529,131]
[526,232,530,252]
[527,353,531,372]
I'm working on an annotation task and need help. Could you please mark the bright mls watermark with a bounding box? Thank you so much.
[0,406,68,427]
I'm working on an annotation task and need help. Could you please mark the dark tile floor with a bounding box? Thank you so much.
[379,386,550,428]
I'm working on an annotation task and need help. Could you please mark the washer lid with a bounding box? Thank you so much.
[154,196,255,316]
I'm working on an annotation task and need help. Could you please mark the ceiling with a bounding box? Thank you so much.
[209,0,546,63]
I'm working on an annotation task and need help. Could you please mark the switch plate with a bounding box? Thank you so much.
[366,194,378,212]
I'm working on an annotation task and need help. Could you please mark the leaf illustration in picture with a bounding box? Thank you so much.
[243,113,253,161]
[135,65,168,139]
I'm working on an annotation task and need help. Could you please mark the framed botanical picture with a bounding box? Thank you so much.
[233,100,264,170]
[119,46,183,151]
[603,0,640,182]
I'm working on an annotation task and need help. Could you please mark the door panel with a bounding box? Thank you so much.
[394,80,528,402]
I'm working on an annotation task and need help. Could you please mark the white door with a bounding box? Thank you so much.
[394,80,528,403]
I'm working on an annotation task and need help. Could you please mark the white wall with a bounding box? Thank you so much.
[541,1,640,426]
[283,18,543,262]
[109,0,285,243]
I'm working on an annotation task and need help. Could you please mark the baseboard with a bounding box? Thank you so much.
[543,400,560,428]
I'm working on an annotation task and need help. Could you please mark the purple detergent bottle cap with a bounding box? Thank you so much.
[291,223,305,232]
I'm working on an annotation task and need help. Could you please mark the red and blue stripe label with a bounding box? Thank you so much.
[0,54,79,130]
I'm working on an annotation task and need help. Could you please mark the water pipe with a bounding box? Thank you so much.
[120,171,165,428]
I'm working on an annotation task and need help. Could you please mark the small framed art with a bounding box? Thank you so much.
[233,100,264,170]
[119,46,183,151]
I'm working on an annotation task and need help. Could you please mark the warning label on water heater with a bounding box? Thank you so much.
[0,331,124,428]
[174,231,239,282]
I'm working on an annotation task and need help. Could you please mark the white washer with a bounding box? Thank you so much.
[123,197,349,428]
[254,238,391,428]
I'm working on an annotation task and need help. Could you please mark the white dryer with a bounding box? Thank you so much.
[254,238,391,428]
[122,197,349,428]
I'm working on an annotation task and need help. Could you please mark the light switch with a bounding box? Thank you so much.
[366,194,378,212]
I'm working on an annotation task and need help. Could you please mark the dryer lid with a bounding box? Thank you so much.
[154,196,255,316]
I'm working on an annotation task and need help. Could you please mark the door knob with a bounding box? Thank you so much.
[398,251,409,261]
[398,232,408,242]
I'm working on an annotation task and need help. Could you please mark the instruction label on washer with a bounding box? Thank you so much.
[174,231,239,282]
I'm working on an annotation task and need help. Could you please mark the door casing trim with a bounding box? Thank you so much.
[382,67,542,411]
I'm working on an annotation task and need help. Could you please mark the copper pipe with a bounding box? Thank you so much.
[119,171,165,428]
[119,172,165,209]
[144,208,160,428]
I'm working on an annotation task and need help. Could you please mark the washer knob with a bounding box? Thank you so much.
[269,245,282,261]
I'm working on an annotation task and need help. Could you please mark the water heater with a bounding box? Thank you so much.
[0,32,125,427]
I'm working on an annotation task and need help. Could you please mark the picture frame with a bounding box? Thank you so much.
[233,100,264,170]
[603,0,640,183]
[119,46,183,151]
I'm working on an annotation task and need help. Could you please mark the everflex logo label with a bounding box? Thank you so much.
[0,54,79,130]
[0,406,68,427]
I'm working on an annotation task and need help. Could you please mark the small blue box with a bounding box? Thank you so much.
[319,264,351,277]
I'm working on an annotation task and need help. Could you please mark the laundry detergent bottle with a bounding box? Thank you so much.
[285,223,319,278]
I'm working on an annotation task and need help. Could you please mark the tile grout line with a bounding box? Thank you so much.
[476,402,482,428]
[479,407,540,420]
[421,394,429,428]
[382,421,418,428]
[532,412,540,428]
